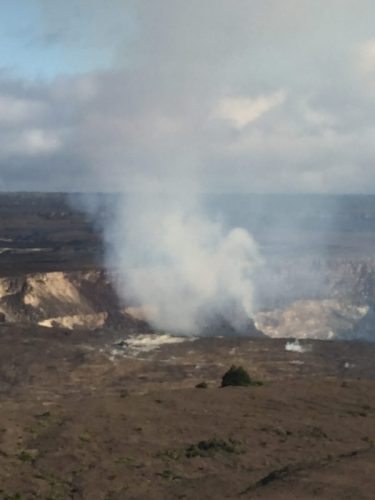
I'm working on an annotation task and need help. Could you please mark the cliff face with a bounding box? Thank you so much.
[255,257,375,307]
[254,257,375,341]
[1,257,375,340]
[0,270,146,332]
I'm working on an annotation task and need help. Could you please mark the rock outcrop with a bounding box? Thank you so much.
[0,270,145,332]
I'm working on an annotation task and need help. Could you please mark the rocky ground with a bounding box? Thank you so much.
[0,326,374,499]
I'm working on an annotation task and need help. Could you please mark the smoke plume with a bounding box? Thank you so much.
[102,192,261,334]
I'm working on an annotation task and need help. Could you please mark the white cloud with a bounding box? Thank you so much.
[21,129,62,155]
[2,128,62,157]
[358,38,375,74]
[0,95,45,124]
[302,105,336,128]
[216,91,286,129]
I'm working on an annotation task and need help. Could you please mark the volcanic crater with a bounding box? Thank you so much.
[0,193,374,499]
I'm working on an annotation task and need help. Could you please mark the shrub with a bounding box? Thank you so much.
[221,365,258,387]
[195,381,208,389]
[17,450,38,463]
[185,438,241,458]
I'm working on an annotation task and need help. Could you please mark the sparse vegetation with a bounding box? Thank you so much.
[78,432,92,443]
[195,381,208,388]
[34,411,51,419]
[17,450,38,464]
[156,438,243,461]
[156,449,181,461]
[185,438,242,458]
[221,365,262,387]
[156,469,181,480]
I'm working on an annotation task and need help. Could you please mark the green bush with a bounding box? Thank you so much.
[221,365,258,387]
[185,438,241,457]
[195,381,208,389]
[17,450,38,463]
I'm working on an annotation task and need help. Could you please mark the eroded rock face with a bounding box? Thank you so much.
[0,277,24,297]
[38,312,108,330]
[255,300,372,341]
[255,257,375,309]
[0,270,144,331]
[1,256,375,340]
[254,257,375,341]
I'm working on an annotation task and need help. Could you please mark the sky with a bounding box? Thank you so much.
[1,0,375,192]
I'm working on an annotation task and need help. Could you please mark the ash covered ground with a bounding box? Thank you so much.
[0,193,374,499]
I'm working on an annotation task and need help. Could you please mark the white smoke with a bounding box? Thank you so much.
[285,339,312,353]
[103,192,261,334]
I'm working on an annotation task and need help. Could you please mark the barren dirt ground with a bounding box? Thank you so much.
[0,326,374,499]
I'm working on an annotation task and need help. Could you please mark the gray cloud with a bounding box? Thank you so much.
[2,1,375,192]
